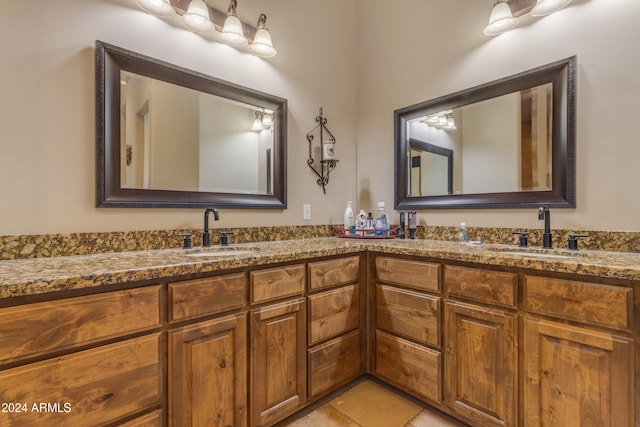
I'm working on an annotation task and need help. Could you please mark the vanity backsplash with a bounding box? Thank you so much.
[0,225,638,260]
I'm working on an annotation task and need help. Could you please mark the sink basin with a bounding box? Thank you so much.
[185,247,258,258]
[488,246,581,259]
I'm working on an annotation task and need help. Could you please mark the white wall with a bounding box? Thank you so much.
[356,0,640,232]
[0,0,358,235]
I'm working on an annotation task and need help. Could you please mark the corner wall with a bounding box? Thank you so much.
[356,0,640,232]
[0,0,359,235]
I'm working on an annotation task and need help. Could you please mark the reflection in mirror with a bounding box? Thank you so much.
[96,40,287,208]
[407,83,552,196]
[120,71,274,195]
[410,139,453,196]
[395,56,575,209]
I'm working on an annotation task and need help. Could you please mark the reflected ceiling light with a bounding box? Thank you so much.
[250,14,277,58]
[531,0,572,16]
[183,0,214,33]
[137,0,175,17]
[483,0,518,36]
[251,111,264,131]
[221,0,248,47]
[261,112,273,129]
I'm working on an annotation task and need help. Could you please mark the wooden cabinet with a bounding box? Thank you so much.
[250,298,307,426]
[0,287,162,427]
[167,273,248,427]
[249,263,307,426]
[443,265,518,427]
[444,300,517,427]
[307,256,364,399]
[0,334,162,427]
[373,256,442,403]
[523,275,635,426]
[169,313,247,427]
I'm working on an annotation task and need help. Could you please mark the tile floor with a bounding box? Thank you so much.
[279,379,467,427]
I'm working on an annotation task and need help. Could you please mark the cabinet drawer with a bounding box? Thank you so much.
[376,284,440,348]
[0,286,161,366]
[524,275,632,330]
[375,257,440,292]
[375,330,441,403]
[250,264,305,304]
[308,284,360,345]
[0,334,161,427]
[169,273,246,322]
[308,330,362,398]
[445,265,517,308]
[308,256,360,290]
[119,410,162,427]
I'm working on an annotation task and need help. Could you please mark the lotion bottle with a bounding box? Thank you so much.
[343,201,354,235]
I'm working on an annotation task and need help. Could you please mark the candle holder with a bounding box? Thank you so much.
[306,107,338,193]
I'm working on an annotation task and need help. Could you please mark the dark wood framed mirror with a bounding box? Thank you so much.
[395,56,576,209]
[96,40,287,208]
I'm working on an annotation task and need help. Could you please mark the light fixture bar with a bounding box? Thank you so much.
[170,0,256,40]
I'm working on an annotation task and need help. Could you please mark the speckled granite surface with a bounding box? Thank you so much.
[1,225,637,261]
[0,225,334,260]
[1,237,639,300]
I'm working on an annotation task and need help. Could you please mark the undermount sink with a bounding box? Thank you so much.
[488,246,582,259]
[185,247,258,258]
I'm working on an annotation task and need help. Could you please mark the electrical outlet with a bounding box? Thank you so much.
[303,204,311,220]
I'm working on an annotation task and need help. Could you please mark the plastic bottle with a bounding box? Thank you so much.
[343,201,354,235]
[375,202,390,236]
[458,222,468,244]
[366,212,374,235]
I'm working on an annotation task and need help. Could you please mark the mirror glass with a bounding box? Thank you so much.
[395,57,575,209]
[97,41,287,208]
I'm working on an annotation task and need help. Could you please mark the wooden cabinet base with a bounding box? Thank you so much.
[444,300,517,427]
[524,317,634,427]
[250,298,307,426]
[0,334,161,427]
[308,330,363,398]
[169,313,247,427]
[374,330,441,403]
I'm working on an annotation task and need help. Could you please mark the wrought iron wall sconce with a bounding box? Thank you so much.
[306,108,338,194]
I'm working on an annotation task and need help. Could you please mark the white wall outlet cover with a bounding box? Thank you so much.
[303,204,311,220]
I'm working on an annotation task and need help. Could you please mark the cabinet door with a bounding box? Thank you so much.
[523,317,634,427]
[444,301,517,427]
[250,298,306,426]
[169,313,247,427]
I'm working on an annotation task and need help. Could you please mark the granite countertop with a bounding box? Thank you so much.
[1,237,639,299]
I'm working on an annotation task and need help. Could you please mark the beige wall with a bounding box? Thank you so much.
[1,0,639,236]
[356,0,640,232]
[0,0,358,235]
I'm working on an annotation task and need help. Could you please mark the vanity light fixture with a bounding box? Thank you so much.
[220,0,248,47]
[421,110,457,131]
[250,14,277,58]
[135,0,278,58]
[483,0,519,36]
[136,0,175,17]
[251,111,264,131]
[531,0,572,16]
[183,0,214,33]
[261,112,273,129]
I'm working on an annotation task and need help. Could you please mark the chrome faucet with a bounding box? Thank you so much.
[538,207,552,249]
[203,208,219,247]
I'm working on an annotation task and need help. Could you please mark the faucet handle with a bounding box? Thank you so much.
[220,231,234,247]
[512,231,529,248]
[567,233,588,250]
[177,233,192,249]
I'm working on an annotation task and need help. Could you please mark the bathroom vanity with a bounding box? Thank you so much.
[0,238,638,426]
